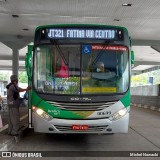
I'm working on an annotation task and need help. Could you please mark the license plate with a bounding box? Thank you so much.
[72,125,89,130]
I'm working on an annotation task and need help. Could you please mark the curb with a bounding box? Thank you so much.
[0,134,15,151]
[0,125,28,151]
[131,103,160,112]
[0,114,28,133]
[0,114,28,151]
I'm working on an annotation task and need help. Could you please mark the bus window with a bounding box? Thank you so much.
[34,45,81,94]
[82,45,129,94]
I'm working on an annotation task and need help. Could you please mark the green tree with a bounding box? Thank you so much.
[0,71,10,81]
[18,71,28,83]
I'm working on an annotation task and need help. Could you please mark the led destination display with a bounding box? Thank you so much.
[45,28,123,40]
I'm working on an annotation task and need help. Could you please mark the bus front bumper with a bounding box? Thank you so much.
[32,112,129,134]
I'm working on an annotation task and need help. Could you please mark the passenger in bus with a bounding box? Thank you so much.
[56,60,69,78]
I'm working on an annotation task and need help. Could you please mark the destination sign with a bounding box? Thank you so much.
[92,45,127,51]
[44,28,123,40]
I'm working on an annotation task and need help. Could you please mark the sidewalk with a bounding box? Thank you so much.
[0,106,28,151]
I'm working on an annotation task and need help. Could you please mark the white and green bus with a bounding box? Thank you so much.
[25,24,133,133]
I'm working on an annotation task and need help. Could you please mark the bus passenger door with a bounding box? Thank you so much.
[25,45,33,128]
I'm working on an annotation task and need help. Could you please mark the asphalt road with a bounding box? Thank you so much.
[7,106,160,160]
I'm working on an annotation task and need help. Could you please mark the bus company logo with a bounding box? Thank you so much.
[2,152,11,157]
[48,109,60,115]
[97,111,111,116]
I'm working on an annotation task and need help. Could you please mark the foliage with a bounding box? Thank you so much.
[18,71,28,83]
[0,71,10,81]
[0,71,28,83]
[131,69,160,87]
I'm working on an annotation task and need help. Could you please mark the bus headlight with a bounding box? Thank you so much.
[35,108,53,121]
[109,108,129,121]
[37,109,44,115]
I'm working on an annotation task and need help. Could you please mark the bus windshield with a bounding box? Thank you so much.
[34,43,129,95]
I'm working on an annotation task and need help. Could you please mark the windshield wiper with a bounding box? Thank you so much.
[51,40,68,65]
[92,40,112,66]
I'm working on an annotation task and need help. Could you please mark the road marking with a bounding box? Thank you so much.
[0,114,28,133]
[0,144,8,151]
[129,126,160,150]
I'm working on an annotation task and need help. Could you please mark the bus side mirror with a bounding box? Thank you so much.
[25,45,33,80]
[131,50,134,68]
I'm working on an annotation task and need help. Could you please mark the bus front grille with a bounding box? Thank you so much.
[54,125,108,132]
[47,101,117,111]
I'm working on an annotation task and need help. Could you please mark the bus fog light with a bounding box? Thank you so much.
[109,108,128,121]
[35,108,53,121]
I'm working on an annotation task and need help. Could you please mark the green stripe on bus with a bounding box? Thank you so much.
[32,91,85,119]
[120,90,130,107]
